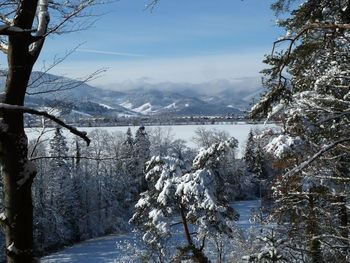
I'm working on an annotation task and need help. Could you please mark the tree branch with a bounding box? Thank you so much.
[0,24,34,35]
[29,0,50,59]
[284,138,350,178]
[0,103,90,145]
[0,14,12,25]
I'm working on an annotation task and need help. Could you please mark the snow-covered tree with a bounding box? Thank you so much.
[192,127,230,149]
[131,138,242,262]
[133,126,151,191]
[47,128,78,244]
[243,229,287,263]
[251,0,350,261]
[244,129,272,198]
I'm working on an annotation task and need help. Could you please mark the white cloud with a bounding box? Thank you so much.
[41,50,268,87]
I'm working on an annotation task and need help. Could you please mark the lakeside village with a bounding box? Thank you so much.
[24,113,260,128]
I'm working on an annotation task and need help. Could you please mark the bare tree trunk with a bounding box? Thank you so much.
[0,1,40,261]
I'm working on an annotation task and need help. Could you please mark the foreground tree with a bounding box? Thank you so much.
[131,138,241,262]
[0,0,97,261]
[251,0,350,261]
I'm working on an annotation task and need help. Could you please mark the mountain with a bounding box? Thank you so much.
[0,72,262,117]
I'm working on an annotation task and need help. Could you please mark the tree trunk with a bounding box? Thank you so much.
[0,2,39,260]
[306,193,323,263]
[179,206,210,263]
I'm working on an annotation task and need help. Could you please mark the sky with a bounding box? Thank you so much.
[31,0,282,89]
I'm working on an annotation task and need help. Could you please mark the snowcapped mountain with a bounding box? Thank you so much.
[0,72,262,117]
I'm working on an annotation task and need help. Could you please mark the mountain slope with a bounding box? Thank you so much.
[1,72,261,117]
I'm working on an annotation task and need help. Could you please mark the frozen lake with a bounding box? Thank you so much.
[26,123,275,158]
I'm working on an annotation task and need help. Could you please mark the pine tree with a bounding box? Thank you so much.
[133,126,151,191]
[131,138,241,262]
[47,127,78,244]
[251,1,350,261]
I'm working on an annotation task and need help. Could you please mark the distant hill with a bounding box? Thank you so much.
[0,72,263,118]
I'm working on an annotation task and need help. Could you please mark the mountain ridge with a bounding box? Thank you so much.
[0,72,262,118]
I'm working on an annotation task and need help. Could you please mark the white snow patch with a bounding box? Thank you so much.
[133,103,156,114]
[7,242,18,254]
[71,110,92,117]
[0,212,6,221]
[98,103,115,110]
[165,102,176,109]
[120,102,133,109]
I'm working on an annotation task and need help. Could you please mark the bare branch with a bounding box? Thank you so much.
[30,0,105,42]
[28,43,85,88]
[0,24,34,35]
[145,0,160,11]
[30,155,120,161]
[26,68,106,95]
[0,14,13,25]
[0,103,90,145]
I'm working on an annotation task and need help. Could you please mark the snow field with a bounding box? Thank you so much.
[41,200,260,263]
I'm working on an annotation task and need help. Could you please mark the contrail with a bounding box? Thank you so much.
[77,49,149,58]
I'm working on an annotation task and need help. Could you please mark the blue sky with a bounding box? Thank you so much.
[34,0,282,88]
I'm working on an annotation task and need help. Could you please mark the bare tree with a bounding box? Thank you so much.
[0,0,101,262]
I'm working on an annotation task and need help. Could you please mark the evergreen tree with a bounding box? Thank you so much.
[251,1,350,261]
[47,127,78,244]
[131,138,241,262]
[244,130,270,197]
[133,126,151,191]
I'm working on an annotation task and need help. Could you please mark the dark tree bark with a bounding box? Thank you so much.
[0,2,41,262]
[179,206,210,263]
[0,0,93,261]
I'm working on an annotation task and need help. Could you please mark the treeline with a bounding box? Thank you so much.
[0,125,267,260]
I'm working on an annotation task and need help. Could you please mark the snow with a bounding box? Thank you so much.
[41,200,260,263]
[0,213,6,221]
[132,103,155,114]
[7,242,18,254]
[264,134,302,158]
[98,103,115,110]
[71,110,92,117]
[165,102,176,109]
[120,102,133,109]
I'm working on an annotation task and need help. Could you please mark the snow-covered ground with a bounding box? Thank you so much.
[41,200,260,263]
[26,123,275,158]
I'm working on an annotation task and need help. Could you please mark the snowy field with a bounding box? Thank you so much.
[26,123,275,158]
[41,200,260,263]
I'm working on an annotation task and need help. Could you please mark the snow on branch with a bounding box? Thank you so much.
[29,0,50,56]
[0,24,34,35]
[0,103,90,145]
[284,138,350,178]
[0,14,13,25]
[0,40,8,54]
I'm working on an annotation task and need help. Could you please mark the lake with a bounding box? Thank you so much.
[26,123,275,158]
